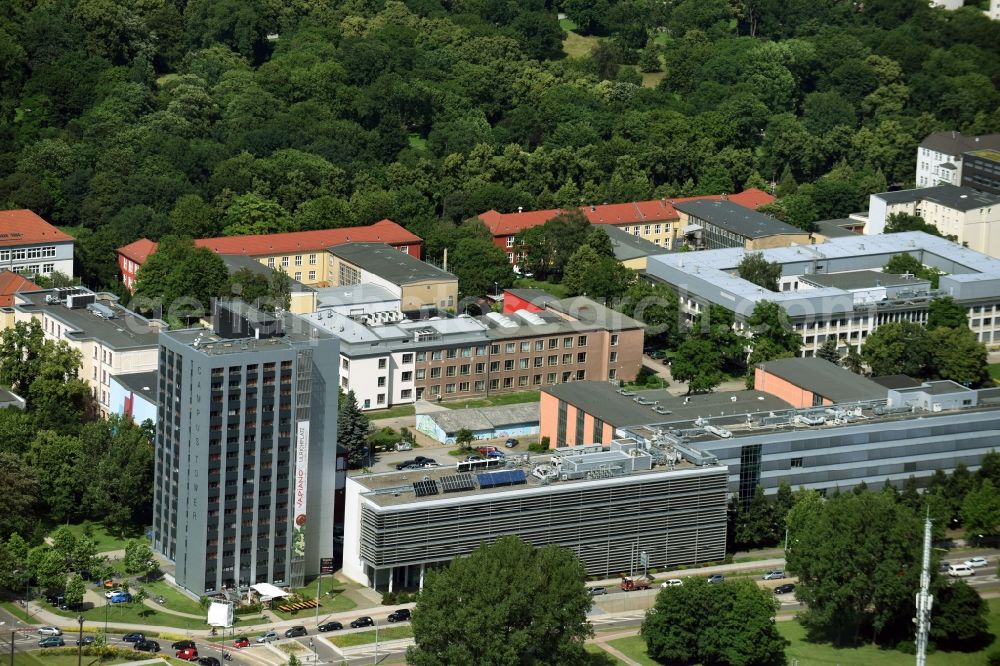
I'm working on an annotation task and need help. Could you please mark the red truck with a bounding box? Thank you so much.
[620,576,652,592]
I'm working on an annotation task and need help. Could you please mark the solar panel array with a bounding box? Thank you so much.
[476,469,527,489]
[440,474,476,493]
[412,480,439,497]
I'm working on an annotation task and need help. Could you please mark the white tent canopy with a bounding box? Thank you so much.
[250,582,289,601]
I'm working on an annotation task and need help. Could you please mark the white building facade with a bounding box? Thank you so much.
[0,210,75,278]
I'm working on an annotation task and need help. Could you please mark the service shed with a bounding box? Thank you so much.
[415,403,539,444]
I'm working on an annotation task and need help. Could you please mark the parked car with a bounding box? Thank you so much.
[284,626,307,638]
[198,658,221,666]
[232,637,250,648]
[256,631,279,643]
[38,627,62,637]
[104,589,124,599]
[110,591,132,604]
[39,636,65,648]
[706,574,725,584]
[505,438,519,448]
[172,640,196,650]
[660,579,683,588]
[476,446,501,456]
[774,584,797,595]
[176,647,199,661]
[122,632,145,643]
[485,449,505,459]
[350,616,375,628]
[387,608,411,623]
[464,455,485,462]
[395,460,418,470]
[414,456,438,468]
[395,441,413,451]
[135,639,160,653]
[965,556,989,568]
[649,350,666,359]
[317,621,343,632]
[77,636,95,646]
[762,570,785,580]
[589,586,607,596]
[949,563,976,577]
[939,560,951,573]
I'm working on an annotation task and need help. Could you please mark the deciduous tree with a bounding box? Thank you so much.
[860,321,928,378]
[785,489,922,646]
[738,252,782,291]
[961,479,1000,543]
[407,536,593,666]
[642,576,787,665]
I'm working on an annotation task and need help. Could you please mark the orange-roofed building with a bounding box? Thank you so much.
[477,189,777,267]
[0,209,76,279]
[0,270,41,328]
[116,219,423,291]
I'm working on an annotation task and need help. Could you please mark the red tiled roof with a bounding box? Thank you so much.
[117,238,158,264]
[194,219,421,256]
[478,189,776,237]
[0,210,74,247]
[0,270,41,307]
[116,220,422,264]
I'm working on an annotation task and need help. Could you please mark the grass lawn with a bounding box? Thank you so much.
[587,643,626,664]
[513,277,569,299]
[366,404,416,420]
[989,362,1000,384]
[559,18,578,31]
[1,601,33,622]
[441,390,539,410]
[328,625,413,648]
[48,520,138,554]
[407,134,427,151]
[563,30,599,59]
[640,70,666,89]
[42,600,264,631]
[608,598,1000,666]
[142,579,204,615]
[15,654,155,666]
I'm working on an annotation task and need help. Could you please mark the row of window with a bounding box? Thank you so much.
[14,263,55,276]
[0,246,58,262]
[426,370,586,395]
[266,254,319,268]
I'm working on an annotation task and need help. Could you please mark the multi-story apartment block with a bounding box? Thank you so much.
[0,210,75,279]
[152,301,340,595]
[916,131,1000,188]
[117,219,422,290]
[645,231,1000,355]
[867,185,1000,257]
[301,296,643,410]
[12,288,163,417]
[478,189,775,267]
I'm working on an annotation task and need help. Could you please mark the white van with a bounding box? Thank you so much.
[948,563,975,577]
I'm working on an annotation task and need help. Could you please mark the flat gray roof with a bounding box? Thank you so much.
[423,403,539,434]
[645,231,1000,320]
[758,357,887,403]
[329,242,456,285]
[897,380,973,396]
[315,284,397,308]
[799,270,928,291]
[674,200,801,238]
[603,225,671,261]
[15,289,162,351]
[112,370,158,403]
[164,310,335,356]
[871,375,922,390]
[543,381,793,427]
[873,185,1000,212]
[815,219,862,238]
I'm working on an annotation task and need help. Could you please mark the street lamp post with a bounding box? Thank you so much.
[104,598,108,636]
[373,617,379,665]
[77,615,84,666]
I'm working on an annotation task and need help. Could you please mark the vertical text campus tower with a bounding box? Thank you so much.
[152,301,340,595]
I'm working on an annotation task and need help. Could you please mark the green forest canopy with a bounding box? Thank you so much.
[0,0,997,290]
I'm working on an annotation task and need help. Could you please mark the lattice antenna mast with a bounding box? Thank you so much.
[914,510,933,666]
